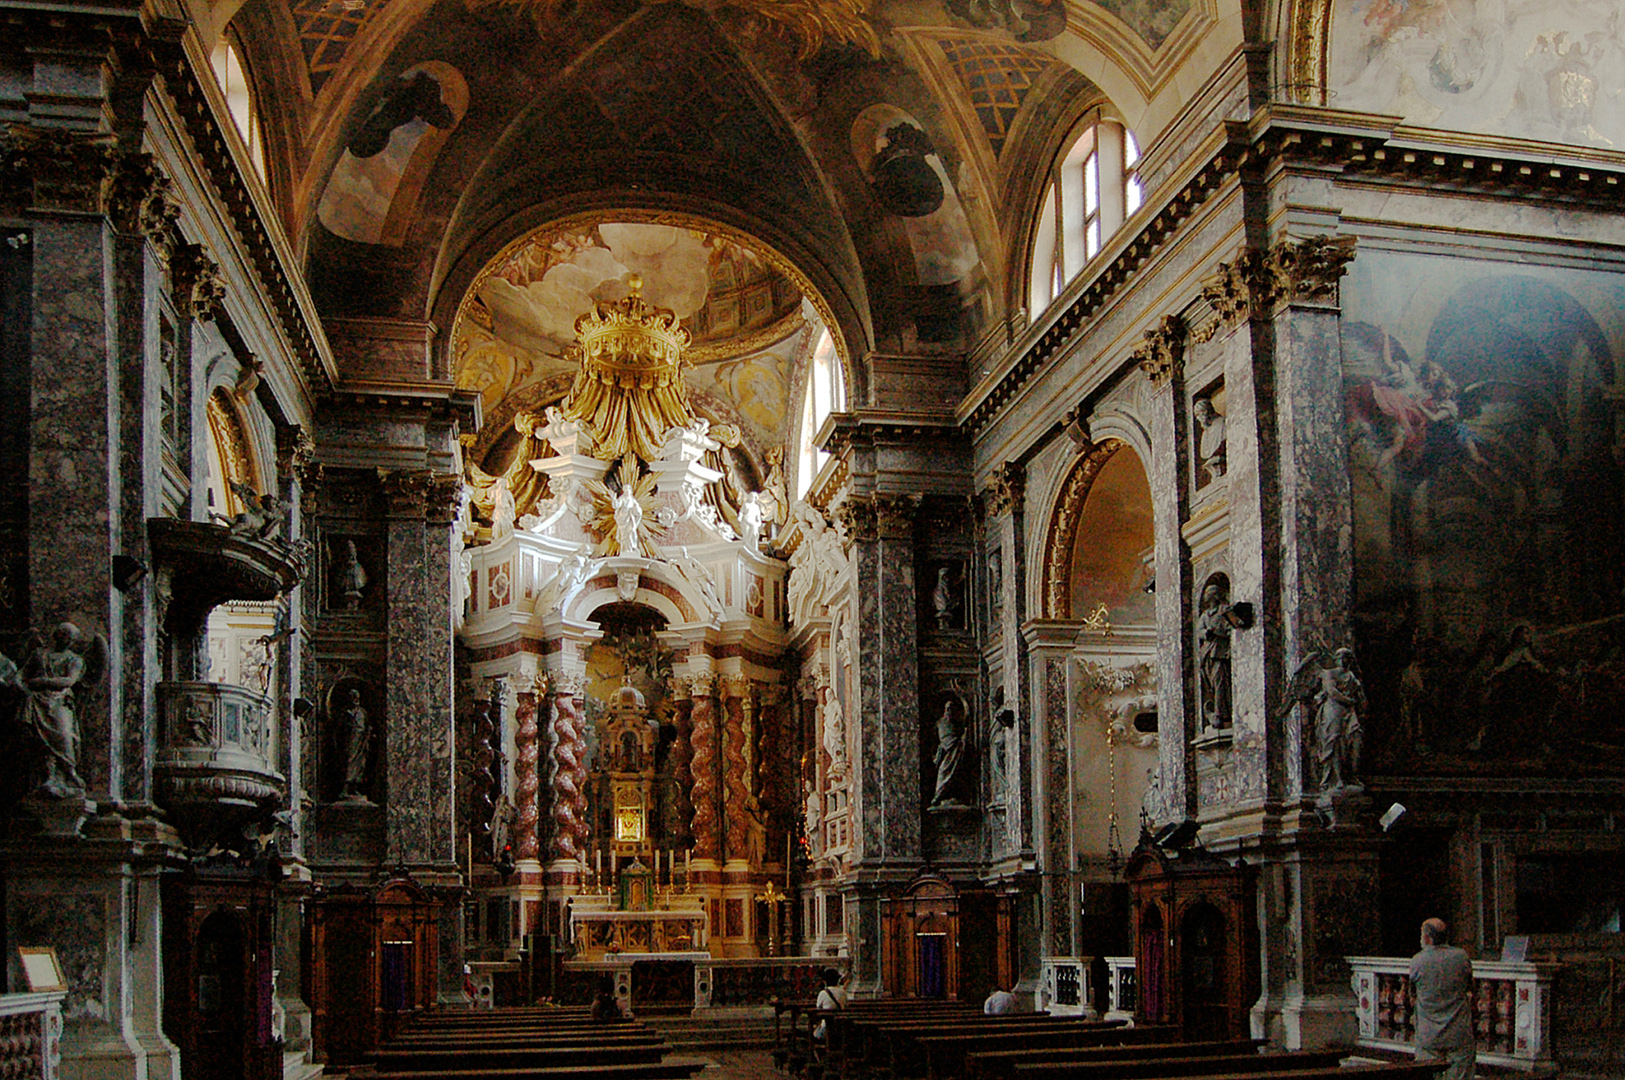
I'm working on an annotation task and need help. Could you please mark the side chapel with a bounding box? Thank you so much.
[0,0,1622,1071]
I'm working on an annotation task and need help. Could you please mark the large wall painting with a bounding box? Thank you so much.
[1342,255,1625,775]
[1328,0,1625,151]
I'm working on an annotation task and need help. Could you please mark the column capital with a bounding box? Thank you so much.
[1200,235,1357,330]
[168,242,226,321]
[1133,314,1186,388]
[983,462,1026,518]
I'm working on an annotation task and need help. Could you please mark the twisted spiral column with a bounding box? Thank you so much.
[561,675,591,853]
[548,678,583,860]
[721,676,750,861]
[689,674,720,861]
[514,689,540,861]
[670,678,695,848]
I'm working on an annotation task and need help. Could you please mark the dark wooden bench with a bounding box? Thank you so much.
[885,1019,1129,1078]
[1006,1061,1445,1080]
[350,1062,704,1080]
[368,1041,670,1072]
[912,1024,1201,1079]
[837,1011,1065,1077]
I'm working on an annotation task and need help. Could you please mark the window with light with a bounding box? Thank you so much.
[795,326,845,501]
[211,36,266,179]
[1028,117,1142,319]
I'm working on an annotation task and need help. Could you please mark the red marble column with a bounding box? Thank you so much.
[722,677,749,861]
[670,680,695,848]
[514,689,540,861]
[689,674,720,861]
[550,678,586,859]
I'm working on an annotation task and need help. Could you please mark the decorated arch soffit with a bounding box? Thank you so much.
[451,213,851,470]
[1041,437,1122,619]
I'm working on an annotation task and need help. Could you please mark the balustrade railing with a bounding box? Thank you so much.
[1105,956,1136,1020]
[0,992,65,1080]
[1348,955,1557,1071]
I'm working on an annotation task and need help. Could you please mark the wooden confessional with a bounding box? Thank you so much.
[880,875,1015,1000]
[1126,841,1257,1039]
[307,872,441,1066]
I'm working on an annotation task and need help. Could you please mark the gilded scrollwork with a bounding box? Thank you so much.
[1201,236,1358,327]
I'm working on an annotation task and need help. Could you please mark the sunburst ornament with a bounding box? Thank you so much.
[583,455,662,558]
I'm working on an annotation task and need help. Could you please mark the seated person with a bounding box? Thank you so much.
[984,980,1017,1015]
[813,967,847,1041]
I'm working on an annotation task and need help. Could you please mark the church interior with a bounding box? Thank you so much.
[0,0,1623,1072]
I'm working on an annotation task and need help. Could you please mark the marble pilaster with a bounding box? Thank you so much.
[380,469,460,870]
[984,465,1030,859]
[841,493,923,870]
[1023,619,1087,959]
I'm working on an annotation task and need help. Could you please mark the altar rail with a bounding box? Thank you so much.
[540,956,852,1013]
[0,991,65,1080]
[1348,955,1558,1071]
[1037,956,1137,1018]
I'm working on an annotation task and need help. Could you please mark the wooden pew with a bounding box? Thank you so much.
[885,1019,1130,1079]
[837,1011,1065,1077]
[913,1024,1198,1079]
[1006,1061,1444,1080]
[959,1037,1254,1080]
[352,1062,704,1080]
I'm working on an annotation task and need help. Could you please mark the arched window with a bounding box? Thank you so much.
[1028,117,1142,318]
[795,326,844,500]
[211,35,265,179]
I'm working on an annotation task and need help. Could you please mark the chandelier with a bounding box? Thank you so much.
[563,275,697,463]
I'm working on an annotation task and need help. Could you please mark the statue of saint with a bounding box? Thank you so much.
[338,687,374,801]
[335,539,368,610]
[6,623,102,798]
[930,695,971,806]
[1194,398,1227,482]
[1196,578,1233,731]
[1284,647,1367,793]
[738,491,765,551]
[613,485,643,557]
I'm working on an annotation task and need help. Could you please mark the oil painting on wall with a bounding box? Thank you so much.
[1342,254,1625,774]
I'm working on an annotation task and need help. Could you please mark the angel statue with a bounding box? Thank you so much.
[215,480,284,539]
[2,623,106,798]
[1282,647,1367,794]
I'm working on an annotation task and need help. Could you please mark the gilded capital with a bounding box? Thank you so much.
[1134,314,1186,387]
[689,672,716,698]
[170,243,227,321]
[834,497,878,543]
[984,462,1026,518]
[108,153,180,254]
[1202,236,1357,327]
[875,493,921,540]
[0,126,117,214]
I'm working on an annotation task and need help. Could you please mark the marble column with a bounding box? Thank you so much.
[514,687,541,862]
[551,675,590,858]
[688,673,721,863]
[721,676,750,864]
[669,679,695,848]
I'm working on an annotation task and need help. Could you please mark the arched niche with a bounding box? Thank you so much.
[1040,439,1155,625]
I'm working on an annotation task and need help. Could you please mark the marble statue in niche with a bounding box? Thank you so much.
[1284,648,1367,793]
[336,686,376,802]
[929,692,973,806]
[932,564,964,631]
[1196,575,1234,732]
[1194,395,1226,484]
[1,622,104,798]
[333,539,369,610]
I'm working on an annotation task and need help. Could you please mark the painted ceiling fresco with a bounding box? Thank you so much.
[937,38,1061,155]
[455,221,812,469]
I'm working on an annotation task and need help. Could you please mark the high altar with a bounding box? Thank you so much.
[458,277,795,961]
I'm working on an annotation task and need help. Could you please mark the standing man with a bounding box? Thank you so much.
[1410,918,1476,1080]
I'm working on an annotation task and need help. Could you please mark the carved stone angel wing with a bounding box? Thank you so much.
[1278,649,1329,718]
